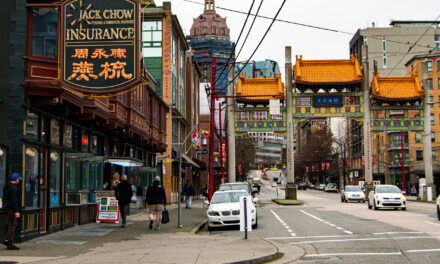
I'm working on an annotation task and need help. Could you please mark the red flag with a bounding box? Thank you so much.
[192,128,200,149]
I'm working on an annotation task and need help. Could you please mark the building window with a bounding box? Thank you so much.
[383,53,387,68]
[142,21,162,57]
[382,37,386,52]
[66,158,79,191]
[435,35,439,50]
[32,8,57,57]
[202,27,207,35]
[433,150,437,161]
[428,78,433,90]
[363,37,368,46]
[81,161,89,191]
[221,28,226,35]
[193,28,197,36]
[172,120,178,144]
[415,134,422,143]
[212,27,217,34]
[438,61,440,72]
[24,146,39,208]
[427,61,433,72]
[432,132,436,142]
[199,15,204,21]
[50,119,60,145]
[416,150,423,161]
[91,135,98,154]
[431,114,435,125]
[438,78,440,90]
[81,130,89,152]
[64,124,73,148]
[49,151,61,206]
[25,110,39,139]
[430,96,434,103]
[0,146,6,207]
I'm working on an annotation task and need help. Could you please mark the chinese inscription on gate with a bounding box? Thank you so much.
[61,0,140,94]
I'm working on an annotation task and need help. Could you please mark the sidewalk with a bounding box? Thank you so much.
[0,199,282,264]
[406,195,436,203]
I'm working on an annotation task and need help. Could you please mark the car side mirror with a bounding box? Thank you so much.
[204,200,210,205]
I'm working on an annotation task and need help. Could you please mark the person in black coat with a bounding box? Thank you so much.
[115,175,133,227]
[183,180,195,209]
[145,176,167,230]
[2,173,22,250]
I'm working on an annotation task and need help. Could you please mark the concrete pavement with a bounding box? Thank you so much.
[0,199,297,264]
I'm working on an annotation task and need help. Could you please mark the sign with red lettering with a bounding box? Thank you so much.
[60,0,141,94]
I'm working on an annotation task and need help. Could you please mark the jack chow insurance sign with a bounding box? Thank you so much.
[61,0,140,94]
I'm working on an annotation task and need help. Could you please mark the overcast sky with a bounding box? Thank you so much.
[154,0,439,114]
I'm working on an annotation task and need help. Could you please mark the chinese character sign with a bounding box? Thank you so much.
[61,0,140,94]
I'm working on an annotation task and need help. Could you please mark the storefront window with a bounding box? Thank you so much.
[91,135,98,154]
[25,110,38,139]
[50,119,60,145]
[66,159,79,191]
[81,130,89,152]
[49,151,61,206]
[24,146,39,208]
[64,124,73,148]
[32,8,57,57]
[0,146,6,208]
[81,161,89,190]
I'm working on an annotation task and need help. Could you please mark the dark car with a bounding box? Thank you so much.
[298,182,307,190]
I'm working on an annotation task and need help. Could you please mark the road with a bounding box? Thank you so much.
[201,179,440,263]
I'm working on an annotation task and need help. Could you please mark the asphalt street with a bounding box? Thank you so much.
[201,179,440,264]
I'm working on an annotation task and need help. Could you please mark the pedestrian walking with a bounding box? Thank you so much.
[136,184,143,209]
[2,173,22,250]
[114,175,133,227]
[183,180,195,209]
[145,176,167,230]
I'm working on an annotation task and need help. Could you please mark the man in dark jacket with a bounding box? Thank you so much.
[2,173,22,250]
[145,176,166,230]
[114,175,133,227]
[183,180,195,209]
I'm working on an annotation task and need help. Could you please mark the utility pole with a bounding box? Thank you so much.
[423,71,435,201]
[219,102,224,183]
[208,57,216,200]
[362,45,373,198]
[227,63,236,182]
[285,46,297,199]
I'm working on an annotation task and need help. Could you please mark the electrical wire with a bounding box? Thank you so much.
[217,0,287,93]
[215,0,264,87]
[182,0,436,51]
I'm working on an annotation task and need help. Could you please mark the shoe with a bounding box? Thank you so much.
[2,240,8,247]
[149,222,153,229]
[154,227,160,230]
[7,245,19,250]
[121,224,126,228]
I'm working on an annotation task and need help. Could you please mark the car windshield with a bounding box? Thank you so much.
[211,191,248,204]
[346,186,362,192]
[375,185,401,194]
[218,184,249,192]
[328,183,336,187]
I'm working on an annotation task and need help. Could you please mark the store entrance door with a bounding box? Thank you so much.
[39,147,48,233]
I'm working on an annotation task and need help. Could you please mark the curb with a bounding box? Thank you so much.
[224,252,284,264]
[190,218,207,234]
[407,199,436,204]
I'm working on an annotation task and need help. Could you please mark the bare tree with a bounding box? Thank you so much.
[235,137,256,180]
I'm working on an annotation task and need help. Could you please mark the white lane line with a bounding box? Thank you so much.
[300,210,352,235]
[287,229,293,233]
[373,231,424,235]
[270,209,296,236]
[406,249,440,253]
[425,221,440,227]
[305,252,402,257]
[266,235,354,240]
[290,236,433,245]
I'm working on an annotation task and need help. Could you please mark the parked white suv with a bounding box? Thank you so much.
[368,185,406,210]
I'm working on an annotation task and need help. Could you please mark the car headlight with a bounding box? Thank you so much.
[400,196,406,200]
[208,211,219,216]
[376,195,383,200]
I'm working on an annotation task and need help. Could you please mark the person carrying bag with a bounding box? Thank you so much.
[145,176,167,230]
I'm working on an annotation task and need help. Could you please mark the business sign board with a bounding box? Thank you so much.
[96,191,120,222]
[60,0,141,95]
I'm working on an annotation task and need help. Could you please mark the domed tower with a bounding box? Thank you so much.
[190,0,230,40]
[188,0,235,89]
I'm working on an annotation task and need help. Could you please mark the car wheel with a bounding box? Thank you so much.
[373,200,378,210]
[252,217,258,229]
[437,206,440,220]
[401,207,406,211]
[362,199,365,203]
[207,225,213,231]
[368,200,372,209]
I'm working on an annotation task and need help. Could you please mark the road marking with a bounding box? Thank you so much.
[305,252,402,257]
[406,249,440,253]
[267,235,353,240]
[270,209,296,237]
[425,221,440,227]
[290,236,434,244]
[373,232,424,235]
[300,210,352,235]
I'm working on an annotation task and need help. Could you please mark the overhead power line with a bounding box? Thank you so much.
[182,0,436,51]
